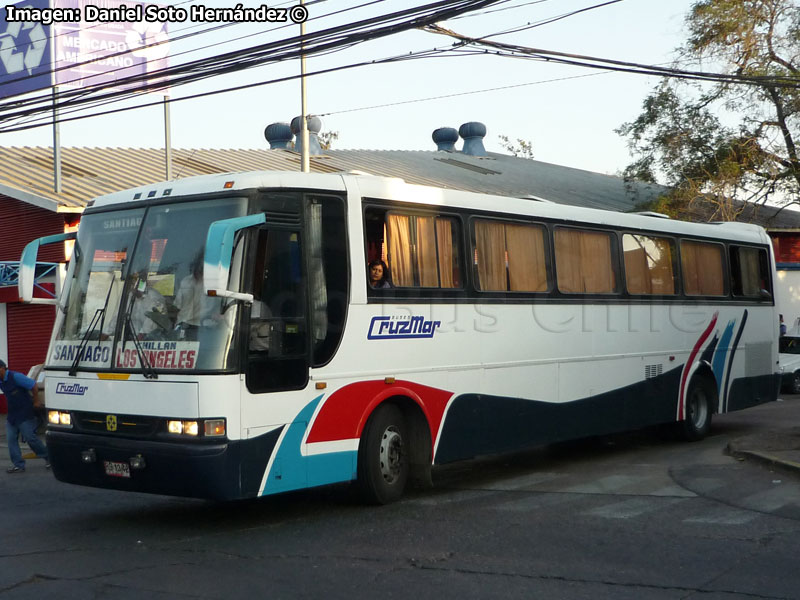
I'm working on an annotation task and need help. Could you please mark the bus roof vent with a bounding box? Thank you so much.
[634,211,671,219]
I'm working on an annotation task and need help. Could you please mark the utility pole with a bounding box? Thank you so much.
[299,0,309,172]
[52,86,62,193]
[164,95,173,180]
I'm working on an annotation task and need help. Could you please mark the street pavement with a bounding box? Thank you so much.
[3,397,800,600]
[725,395,800,473]
[2,395,800,475]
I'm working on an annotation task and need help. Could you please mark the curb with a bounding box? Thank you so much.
[726,444,800,476]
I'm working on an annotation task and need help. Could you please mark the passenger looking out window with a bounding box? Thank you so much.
[368,260,392,288]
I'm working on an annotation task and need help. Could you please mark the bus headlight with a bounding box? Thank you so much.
[166,418,224,437]
[167,420,198,435]
[48,410,72,428]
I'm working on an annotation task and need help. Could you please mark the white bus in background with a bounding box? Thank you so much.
[19,171,780,503]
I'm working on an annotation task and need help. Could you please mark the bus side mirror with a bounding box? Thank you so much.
[19,232,76,304]
[203,214,266,302]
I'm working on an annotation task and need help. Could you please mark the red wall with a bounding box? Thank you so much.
[0,195,65,262]
[772,233,800,264]
[7,303,55,375]
[1,195,66,412]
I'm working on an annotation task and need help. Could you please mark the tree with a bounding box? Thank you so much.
[498,135,535,159]
[319,130,339,150]
[617,0,800,221]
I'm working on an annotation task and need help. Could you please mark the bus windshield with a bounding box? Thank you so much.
[49,197,248,372]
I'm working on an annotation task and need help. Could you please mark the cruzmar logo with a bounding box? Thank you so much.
[367,315,442,340]
[106,415,118,432]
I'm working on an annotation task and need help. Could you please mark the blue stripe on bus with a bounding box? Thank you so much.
[711,319,736,394]
[261,394,357,496]
[723,310,748,412]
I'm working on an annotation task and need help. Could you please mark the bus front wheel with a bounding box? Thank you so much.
[357,404,409,504]
[792,372,800,395]
[680,377,714,441]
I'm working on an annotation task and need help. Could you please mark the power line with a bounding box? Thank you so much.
[0,0,506,130]
[0,48,482,132]
[0,0,618,126]
[0,0,335,97]
[449,0,554,20]
[0,0,463,117]
[319,70,607,116]
[0,0,625,131]
[424,25,800,89]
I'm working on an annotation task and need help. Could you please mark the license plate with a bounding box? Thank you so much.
[103,460,131,478]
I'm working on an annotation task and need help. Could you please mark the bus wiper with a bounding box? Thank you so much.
[69,272,119,376]
[122,294,158,380]
[68,308,104,377]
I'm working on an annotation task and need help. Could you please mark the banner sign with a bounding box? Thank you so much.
[52,0,169,91]
[0,0,169,100]
[49,339,198,369]
[0,0,52,98]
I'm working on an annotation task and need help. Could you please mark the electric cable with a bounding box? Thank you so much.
[0,0,334,96]
[0,0,498,116]
[0,0,505,130]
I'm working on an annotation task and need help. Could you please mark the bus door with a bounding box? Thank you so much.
[239,194,349,494]
[246,225,309,393]
[243,193,349,398]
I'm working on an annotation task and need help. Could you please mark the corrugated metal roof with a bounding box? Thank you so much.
[0,145,666,213]
[0,145,798,228]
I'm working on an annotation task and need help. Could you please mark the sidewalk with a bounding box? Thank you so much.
[725,421,800,474]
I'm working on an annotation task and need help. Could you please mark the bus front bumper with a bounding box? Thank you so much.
[45,429,279,500]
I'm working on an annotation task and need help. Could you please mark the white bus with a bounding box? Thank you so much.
[20,171,780,503]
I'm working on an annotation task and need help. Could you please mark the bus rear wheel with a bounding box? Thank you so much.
[357,404,409,504]
[680,376,714,441]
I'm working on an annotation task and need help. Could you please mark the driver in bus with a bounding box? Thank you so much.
[174,256,219,339]
[129,274,168,340]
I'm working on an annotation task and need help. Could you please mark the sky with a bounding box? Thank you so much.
[0,0,699,177]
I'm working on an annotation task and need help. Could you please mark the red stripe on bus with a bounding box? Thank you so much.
[306,380,453,449]
[678,312,718,419]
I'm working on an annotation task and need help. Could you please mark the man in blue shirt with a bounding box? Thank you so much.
[0,359,49,473]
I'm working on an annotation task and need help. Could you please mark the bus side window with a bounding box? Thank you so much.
[365,206,462,290]
[554,227,617,294]
[622,233,677,296]
[473,219,548,292]
[681,240,726,296]
[730,245,771,298]
[308,195,348,367]
[248,229,272,353]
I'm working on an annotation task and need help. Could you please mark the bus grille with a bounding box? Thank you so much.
[72,411,159,437]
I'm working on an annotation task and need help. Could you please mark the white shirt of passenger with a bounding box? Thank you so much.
[175,274,213,326]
